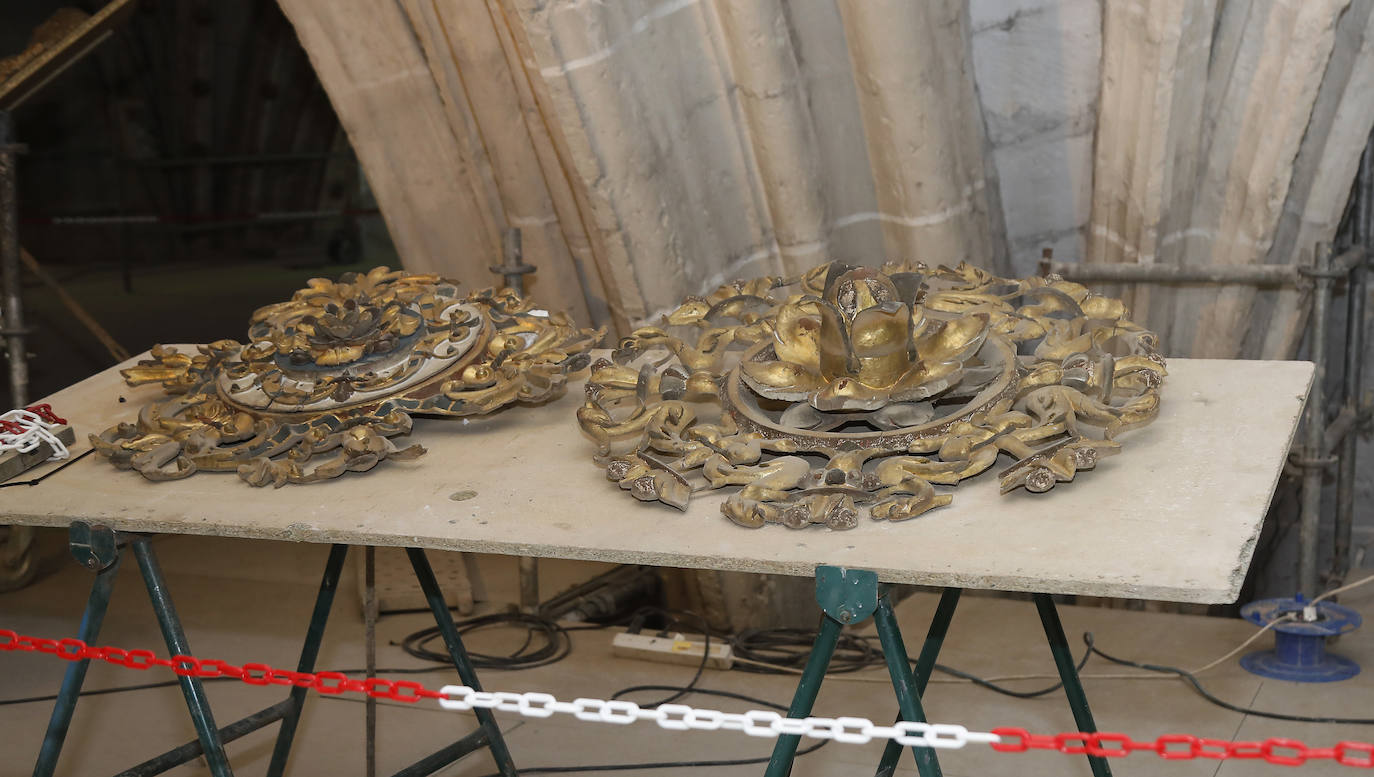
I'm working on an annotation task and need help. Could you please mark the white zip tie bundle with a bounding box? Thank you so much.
[438,685,1001,750]
[0,409,70,460]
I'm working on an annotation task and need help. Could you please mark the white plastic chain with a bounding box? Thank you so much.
[0,409,69,460]
[438,685,1002,750]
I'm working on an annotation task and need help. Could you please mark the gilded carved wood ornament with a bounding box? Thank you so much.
[578,262,1166,529]
[93,267,601,486]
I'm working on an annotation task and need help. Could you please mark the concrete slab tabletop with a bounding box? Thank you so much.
[4,351,1311,603]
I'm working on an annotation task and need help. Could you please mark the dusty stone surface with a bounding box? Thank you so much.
[8,351,1311,603]
[970,0,1101,274]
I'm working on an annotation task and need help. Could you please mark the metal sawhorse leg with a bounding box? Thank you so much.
[765,566,1110,777]
[33,522,517,777]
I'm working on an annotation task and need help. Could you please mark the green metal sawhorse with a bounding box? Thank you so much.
[33,521,517,777]
[765,565,1111,777]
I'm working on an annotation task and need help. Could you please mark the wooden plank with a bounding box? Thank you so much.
[0,424,74,483]
[0,350,1312,604]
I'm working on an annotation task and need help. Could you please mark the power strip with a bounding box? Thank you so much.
[611,631,734,669]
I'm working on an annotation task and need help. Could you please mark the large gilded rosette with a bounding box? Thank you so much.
[93,267,602,486]
[578,261,1165,530]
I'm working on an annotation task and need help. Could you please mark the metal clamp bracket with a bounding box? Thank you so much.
[1288,449,1338,471]
[1297,266,1351,280]
[1298,246,1368,278]
[69,520,119,572]
[814,565,879,625]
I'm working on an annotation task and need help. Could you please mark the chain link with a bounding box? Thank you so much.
[989,727,1369,767]
[0,629,443,703]
[3,628,1371,767]
[0,406,71,459]
[26,404,67,425]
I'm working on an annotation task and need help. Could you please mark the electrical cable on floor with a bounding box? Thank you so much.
[930,649,1091,699]
[731,626,1094,698]
[732,627,880,674]
[1187,613,1295,675]
[610,607,715,708]
[814,573,1374,690]
[1085,632,1374,725]
[398,612,574,670]
[1314,571,1374,605]
[466,740,828,777]
[0,679,195,706]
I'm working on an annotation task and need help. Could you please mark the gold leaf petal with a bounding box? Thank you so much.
[772,299,821,370]
[740,360,825,401]
[918,313,989,363]
[315,345,364,366]
[811,376,889,411]
[888,360,964,401]
[1081,295,1126,320]
[848,303,912,388]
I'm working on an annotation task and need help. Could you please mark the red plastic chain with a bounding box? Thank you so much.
[990,727,1372,768]
[0,629,445,704]
[0,404,68,435]
[3,628,1371,766]
[0,420,29,435]
[25,404,66,425]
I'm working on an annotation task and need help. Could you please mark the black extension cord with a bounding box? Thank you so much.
[1084,632,1374,725]
[732,627,880,674]
[731,623,1092,699]
[398,611,573,670]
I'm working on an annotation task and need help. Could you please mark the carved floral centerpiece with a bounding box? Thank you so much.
[93,266,601,486]
[577,261,1165,529]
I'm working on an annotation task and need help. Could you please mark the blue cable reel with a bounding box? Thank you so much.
[1239,595,1362,683]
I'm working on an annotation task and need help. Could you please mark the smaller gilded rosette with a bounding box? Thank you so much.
[94,266,602,486]
[578,261,1165,530]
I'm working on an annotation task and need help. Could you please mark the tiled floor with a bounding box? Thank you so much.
[2,531,1371,776]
